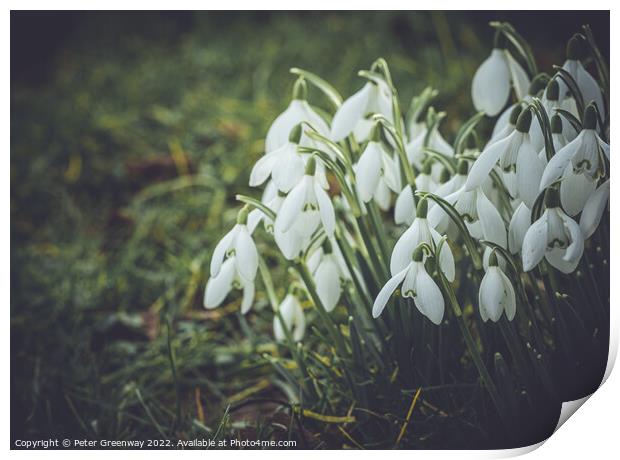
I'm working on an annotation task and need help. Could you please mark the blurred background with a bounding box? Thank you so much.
[11,11,609,446]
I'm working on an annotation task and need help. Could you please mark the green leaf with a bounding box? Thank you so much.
[555,108,583,133]
[453,111,485,155]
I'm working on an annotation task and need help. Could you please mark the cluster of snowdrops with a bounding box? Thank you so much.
[202,25,609,347]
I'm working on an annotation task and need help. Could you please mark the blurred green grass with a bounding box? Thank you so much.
[10,11,606,446]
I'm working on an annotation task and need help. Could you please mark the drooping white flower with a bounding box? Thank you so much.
[405,120,454,171]
[373,246,444,325]
[522,189,584,273]
[331,76,393,142]
[390,199,455,282]
[466,109,544,208]
[478,252,516,322]
[580,179,609,239]
[355,126,401,203]
[539,105,609,212]
[205,208,258,314]
[508,201,531,254]
[471,41,530,116]
[308,239,347,312]
[266,79,330,152]
[273,293,306,342]
[429,161,508,248]
[558,35,605,116]
[250,124,305,193]
[274,157,335,238]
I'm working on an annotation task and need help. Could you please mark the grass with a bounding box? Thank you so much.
[11,11,609,448]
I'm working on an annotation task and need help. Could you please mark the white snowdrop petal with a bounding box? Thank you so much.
[505,51,530,100]
[266,100,307,152]
[249,150,279,187]
[430,228,456,282]
[204,258,236,309]
[499,270,517,321]
[210,227,236,277]
[472,49,511,116]
[274,227,303,260]
[394,185,415,225]
[272,148,305,193]
[373,179,392,211]
[465,134,512,191]
[560,168,597,216]
[314,181,336,236]
[508,202,531,254]
[241,281,255,314]
[234,226,259,282]
[492,104,516,140]
[414,266,444,325]
[315,258,341,312]
[522,212,548,271]
[516,141,545,208]
[545,247,579,274]
[580,180,610,239]
[479,268,504,322]
[476,189,507,248]
[247,209,263,235]
[539,133,583,190]
[356,142,383,202]
[372,267,409,318]
[331,84,372,142]
[275,178,308,234]
[562,213,584,264]
[575,62,605,115]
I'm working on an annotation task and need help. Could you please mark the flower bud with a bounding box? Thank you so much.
[439,168,450,184]
[528,74,550,96]
[566,34,587,61]
[488,251,499,267]
[421,159,433,176]
[322,237,333,254]
[515,109,533,133]
[412,246,425,262]
[237,205,250,225]
[416,198,428,218]
[544,187,560,208]
[583,104,597,130]
[509,104,523,126]
[370,123,382,142]
[292,78,308,100]
[493,30,507,50]
[305,156,317,175]
[545,79,560,101]
[466,132,478,150]
[457,159,469,175]
[288,123,303,144]
[550,114,563,134]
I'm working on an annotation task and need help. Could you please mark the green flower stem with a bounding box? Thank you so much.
[438,271,509,430]
[295,262,349,358]
[367,201,392,276]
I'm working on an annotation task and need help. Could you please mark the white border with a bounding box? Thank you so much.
[5,3,617,458]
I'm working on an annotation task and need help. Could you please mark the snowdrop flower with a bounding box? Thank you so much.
[309,239,346,312]
[275,157,335,238]
[355,125,401,203]
[331,76,393,142]
[522,188,584,273]
[488,104,522,148]
[429,161,507,248]
[478,252,516,322]
[539,105,609,213]
[204,207,258,313]
[508,201,531,254]
[273,293,306,342]
[558,35,605,116]
[250,124,305,193]
[466,109,544,208]
[391,199,455,282]
[471,35,530,116]
[405,119,454,170]
[265,78,330,152]
[580,179,609,239]
[373,246,445,325]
